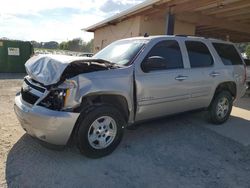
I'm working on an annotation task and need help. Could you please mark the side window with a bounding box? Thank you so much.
[245,59,250,66]
[185,41,214,68]
[143,40,183,71]
[212,43,243,65]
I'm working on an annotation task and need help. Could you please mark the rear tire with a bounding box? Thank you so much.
[208,91,233,125]
[77,104,125,158]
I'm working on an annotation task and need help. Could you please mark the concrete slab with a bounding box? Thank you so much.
[205,98,250,146]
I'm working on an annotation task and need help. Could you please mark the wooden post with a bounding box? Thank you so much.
[166,8,175,35]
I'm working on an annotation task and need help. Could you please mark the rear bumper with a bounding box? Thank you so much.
[14,94,80,145]
[235,82,247,100]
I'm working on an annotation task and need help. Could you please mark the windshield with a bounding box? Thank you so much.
[93,39,148,66]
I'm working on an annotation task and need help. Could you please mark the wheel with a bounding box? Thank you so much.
[77,104,125,158]
[208,91,233,124]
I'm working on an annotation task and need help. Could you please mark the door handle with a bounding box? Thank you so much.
[210,72,220,77]
[175,75,188,81]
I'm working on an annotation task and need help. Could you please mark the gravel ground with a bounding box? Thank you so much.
[0,74,250,188]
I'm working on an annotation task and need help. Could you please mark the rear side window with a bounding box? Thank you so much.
[212,43,243,65]
[146,40,183,69]
[185,41,213,68]
[245,59,250,66]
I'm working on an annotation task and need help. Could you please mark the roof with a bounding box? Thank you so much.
[84,0,250,42]
[84,0,163,32]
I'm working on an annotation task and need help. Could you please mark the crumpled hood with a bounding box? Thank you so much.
[25,54,89,86]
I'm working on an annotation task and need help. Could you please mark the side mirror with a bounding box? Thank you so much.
[142,56,167,72]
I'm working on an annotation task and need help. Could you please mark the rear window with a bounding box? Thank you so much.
[212,43,243,65]
[185,41,213,68]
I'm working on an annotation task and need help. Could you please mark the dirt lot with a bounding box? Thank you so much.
[0,74,250,188]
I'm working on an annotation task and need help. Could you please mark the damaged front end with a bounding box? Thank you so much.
[22,55,115,111]
[20,76,76,111]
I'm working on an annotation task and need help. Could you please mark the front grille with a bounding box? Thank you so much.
[21,88,39,105]
[21,77,46,105]
[24,78,46,92]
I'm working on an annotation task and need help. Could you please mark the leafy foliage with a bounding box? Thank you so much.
[246,44,250,59]
[31,38,94,53]
[31,41,59,49]
[59,38,93,52]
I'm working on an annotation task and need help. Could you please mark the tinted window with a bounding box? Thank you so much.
[213,43,243,65]
[186,41,213,68]
[245,59,250,66]
[145,40,183,70]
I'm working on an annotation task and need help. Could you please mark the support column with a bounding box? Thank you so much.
[165,9,175,35]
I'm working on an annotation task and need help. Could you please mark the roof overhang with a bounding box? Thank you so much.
[84,0,250,42]
[84,0,163,32]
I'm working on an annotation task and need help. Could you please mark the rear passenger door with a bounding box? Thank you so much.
[184,40,216,108]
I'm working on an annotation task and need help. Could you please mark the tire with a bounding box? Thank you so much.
[208,90,233,125]
[77,104,125,158]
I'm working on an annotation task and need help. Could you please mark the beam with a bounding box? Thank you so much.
[201,0,250,15]
[228,13,250,21]
[196,30,250,42]
[176,12,250,35]
[172,0,218,14]
[214,6,250,18]
[194,0,242,11]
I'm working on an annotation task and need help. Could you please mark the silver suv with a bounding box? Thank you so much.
[14,36,247,158]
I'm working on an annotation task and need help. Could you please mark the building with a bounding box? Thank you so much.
[84,0,250,53]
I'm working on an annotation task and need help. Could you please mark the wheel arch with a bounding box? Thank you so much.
[210,81,237,107]
[214,82,237,98]
[68,93,130,145]
[80,94,130,121]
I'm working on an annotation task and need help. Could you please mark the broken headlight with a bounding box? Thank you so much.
[39,89,67,110]
[39,80,77,110]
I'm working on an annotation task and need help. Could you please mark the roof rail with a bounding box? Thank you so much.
[207,37,224,41]
[175,35,204,38]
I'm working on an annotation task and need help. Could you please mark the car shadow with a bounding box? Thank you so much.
[6,110,250,187]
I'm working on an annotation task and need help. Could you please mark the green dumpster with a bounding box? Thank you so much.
[0,40,34,73]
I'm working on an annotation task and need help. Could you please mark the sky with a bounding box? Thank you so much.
[0,0,144,42]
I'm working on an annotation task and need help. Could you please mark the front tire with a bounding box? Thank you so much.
[208,91,233,124]
[77,104,125,158]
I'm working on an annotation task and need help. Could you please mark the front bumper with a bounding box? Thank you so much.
[14,94,80,145]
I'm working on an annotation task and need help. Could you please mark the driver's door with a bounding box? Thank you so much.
[135,40,191,121]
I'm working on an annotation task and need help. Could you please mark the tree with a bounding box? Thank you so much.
[86,39,94,53]
[246,44,250,59]
[235,43,249,53]
[59,41,69,50]
[59,38,94,52]
[43,41,59,49]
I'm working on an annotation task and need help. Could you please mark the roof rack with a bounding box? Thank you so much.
[175,35,205,39]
